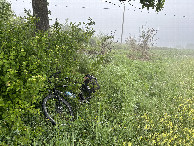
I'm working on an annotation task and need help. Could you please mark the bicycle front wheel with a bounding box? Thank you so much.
[43,95,74,125]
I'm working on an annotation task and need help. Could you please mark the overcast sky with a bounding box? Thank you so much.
[8,0,194,48]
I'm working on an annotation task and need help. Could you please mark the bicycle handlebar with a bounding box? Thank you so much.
[48,72,100,92]
[48,71,71,85]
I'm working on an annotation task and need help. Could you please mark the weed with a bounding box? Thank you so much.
[126,25,158,60]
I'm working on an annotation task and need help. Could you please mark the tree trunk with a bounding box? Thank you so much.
[32,0,49,32]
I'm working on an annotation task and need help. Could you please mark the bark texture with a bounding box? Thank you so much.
[32,0,49,32]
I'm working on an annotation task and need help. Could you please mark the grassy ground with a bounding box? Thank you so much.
[31,48,193,145]
[1,1,193,144]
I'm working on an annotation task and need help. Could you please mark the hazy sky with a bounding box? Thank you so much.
[8,0,194,47]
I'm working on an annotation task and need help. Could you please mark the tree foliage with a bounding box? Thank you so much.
[140,0,165,11]
[119,0,165,12]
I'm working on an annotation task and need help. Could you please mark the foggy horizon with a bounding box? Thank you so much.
[9,0,194,48]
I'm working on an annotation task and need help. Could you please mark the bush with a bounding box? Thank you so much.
[0,0,13,20]
[126,25,158,60]
[0,5,95,144]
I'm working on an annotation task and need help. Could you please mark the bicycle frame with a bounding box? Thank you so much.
[47,71,99,103]
[43,71,100,125]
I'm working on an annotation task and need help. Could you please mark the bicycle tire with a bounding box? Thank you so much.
[42,95,74,125]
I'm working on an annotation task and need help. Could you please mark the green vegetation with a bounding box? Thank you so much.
[0,0,193,145]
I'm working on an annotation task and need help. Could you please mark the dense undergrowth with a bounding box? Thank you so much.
[0,0,193,145]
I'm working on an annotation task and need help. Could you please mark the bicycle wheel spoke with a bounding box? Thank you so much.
[43,95,73,125]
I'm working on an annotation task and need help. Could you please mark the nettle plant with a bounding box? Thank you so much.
[126,25,158,60]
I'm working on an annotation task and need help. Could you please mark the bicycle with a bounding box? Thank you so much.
[42,71,100,125]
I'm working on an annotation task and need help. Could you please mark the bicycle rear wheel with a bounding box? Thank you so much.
[43,95,74,125]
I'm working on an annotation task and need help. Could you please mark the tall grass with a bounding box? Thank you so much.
[0,0,193,144]
[26,48,193,145]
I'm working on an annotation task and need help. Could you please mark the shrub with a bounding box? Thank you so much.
[0,6,95,144]
[126,25,158,60]
[0,0,13,20]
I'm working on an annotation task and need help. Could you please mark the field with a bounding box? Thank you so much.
[0,1,193,144]
[4,47,192,146]
[43,48,193,146]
